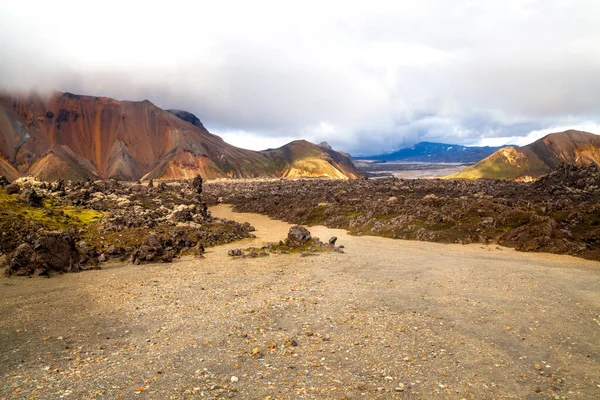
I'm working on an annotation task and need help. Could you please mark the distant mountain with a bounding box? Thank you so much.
[356,142,505,163]
[449,130,600,181]
[0,91,360,181]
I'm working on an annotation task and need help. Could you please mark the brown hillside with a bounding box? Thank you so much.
[0,91,360,181]
[449,130,600,181]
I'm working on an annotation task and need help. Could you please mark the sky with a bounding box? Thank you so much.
[1,0,599,156]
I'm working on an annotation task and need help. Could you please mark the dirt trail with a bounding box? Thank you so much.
[1,205,599,399]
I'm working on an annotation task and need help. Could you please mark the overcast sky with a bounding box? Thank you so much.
[1,0,599,155]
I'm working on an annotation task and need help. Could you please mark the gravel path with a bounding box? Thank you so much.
[1,204,599,399]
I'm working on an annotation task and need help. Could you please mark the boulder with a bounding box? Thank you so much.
[131,234,175,264]
[21,188,44,207]
[228,248,243,257]
[194,242,205,258]
[192,174,203,195]
[285,225,311,247]
[6,232,81,276]
[31,232,80,272]
[51,178,65,193]
[4,183,20,195]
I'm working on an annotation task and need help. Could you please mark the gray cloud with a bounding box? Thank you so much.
[1,0,599,155]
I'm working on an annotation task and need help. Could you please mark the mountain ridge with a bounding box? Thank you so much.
[0,91,360,181]
[356,141,506,163]
[449,130,600,181]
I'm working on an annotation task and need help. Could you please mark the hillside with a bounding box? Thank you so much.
[262,140,361,179]
[0,91,359,181]
[357,142,504,163]
[449,130,600,181]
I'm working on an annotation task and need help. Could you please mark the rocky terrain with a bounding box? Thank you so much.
[0,175,255,276]
[205,163,600,261]
[451,130,600,181]
[227,224,344,259]
[0,91,359,181]
[1,204,598,399]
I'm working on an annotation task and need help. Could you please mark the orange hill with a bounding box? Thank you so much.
[449,130,600,181]
[0,91,359,181]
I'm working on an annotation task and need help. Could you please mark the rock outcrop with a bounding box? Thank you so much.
[7,232,81,276]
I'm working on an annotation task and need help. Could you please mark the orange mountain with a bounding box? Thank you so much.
[449,130,600,181]
[0,91,360,181]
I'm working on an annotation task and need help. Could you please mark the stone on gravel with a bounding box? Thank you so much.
[286,225,311,247]
[228,249,243,257]
[6,232,81,276]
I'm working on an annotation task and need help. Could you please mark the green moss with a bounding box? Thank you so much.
[583,211,600,226]
[305,206,327,225]
[66,208,104,224]
[243,238,334,255]
[0,190,105,231]
[498,212,531,230]
[429,222,453,231]
[374,214,394,222]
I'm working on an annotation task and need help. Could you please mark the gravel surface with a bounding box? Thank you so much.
[1,204,599,399]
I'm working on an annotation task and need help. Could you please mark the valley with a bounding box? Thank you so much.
[353,161,469,179]
[2,2,600,399]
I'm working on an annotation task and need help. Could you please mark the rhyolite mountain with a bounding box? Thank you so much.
[0,91,360,181]
[449,130,600,181]
[356,142,505,163]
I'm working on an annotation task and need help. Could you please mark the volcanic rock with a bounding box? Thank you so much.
[228,249,243,257]
[21,188,43,207]
[6,231,81,276]
[192,174,203,195]
[204,172,600,260]
[533,163,600,192]
[286,226,312,247]
[4,183,20,194]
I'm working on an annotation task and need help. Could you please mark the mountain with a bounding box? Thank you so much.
[167,109,206,129]
[449,130,600,181]
[356,142,505,163]
[262,140,360,179]
[0,91,359,181]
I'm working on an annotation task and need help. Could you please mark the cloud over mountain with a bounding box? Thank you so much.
[1,0,599,155]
